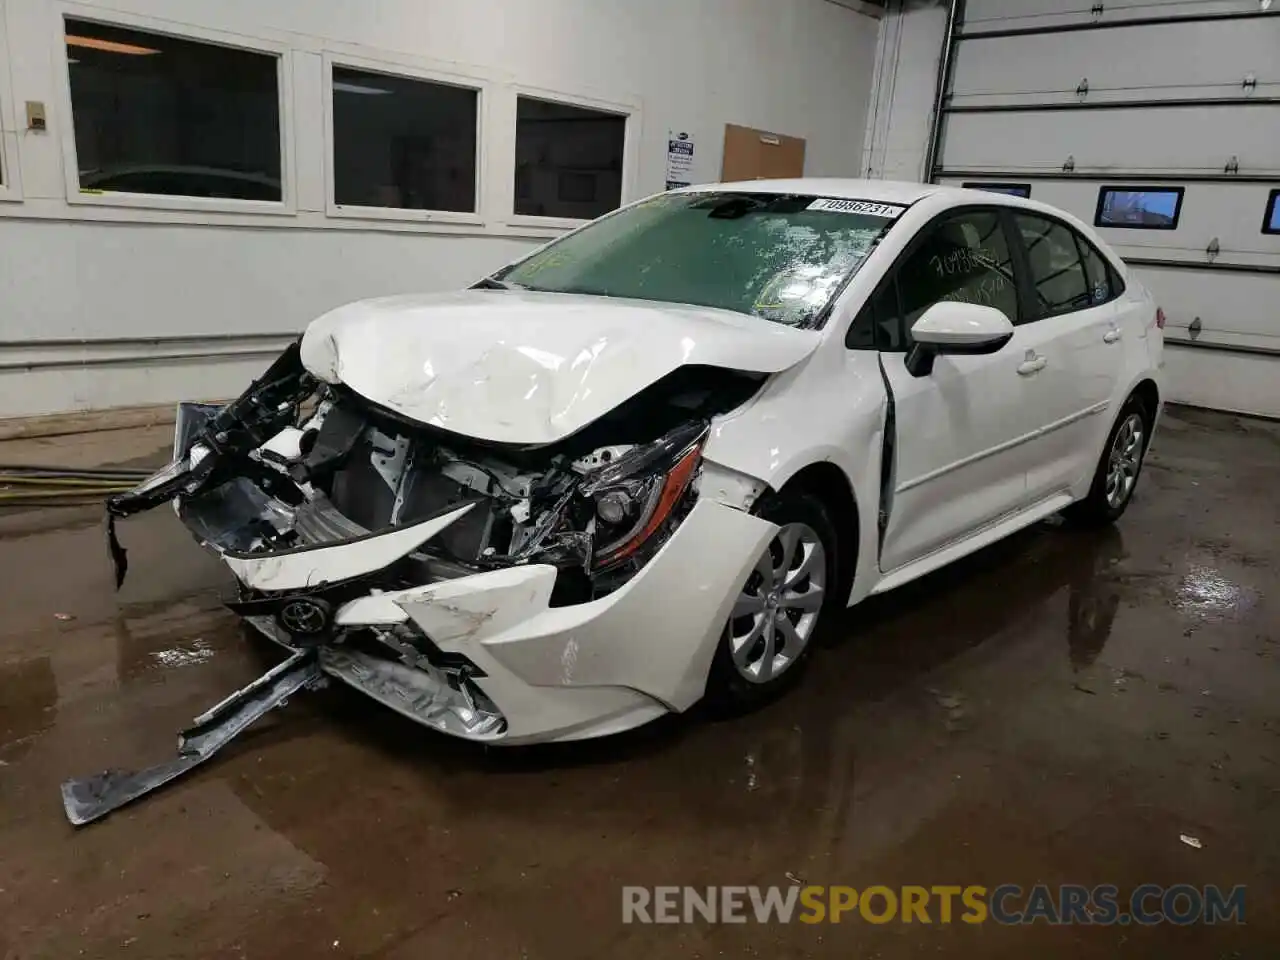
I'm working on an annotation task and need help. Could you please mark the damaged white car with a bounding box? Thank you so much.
[79,179,1164,817]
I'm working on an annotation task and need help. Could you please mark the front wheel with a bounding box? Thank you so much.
[705,490,839,711]
[1065,395,1151,526]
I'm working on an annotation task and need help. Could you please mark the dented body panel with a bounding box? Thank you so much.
[299,289,820,445]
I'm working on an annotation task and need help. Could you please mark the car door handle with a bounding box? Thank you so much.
[1017,356,1047,376]
[1103,330,1122,343]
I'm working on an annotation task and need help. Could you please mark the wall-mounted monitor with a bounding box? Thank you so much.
[1262,189,1280,236]
[962,182,1031,198]
[1094,186,1184,230]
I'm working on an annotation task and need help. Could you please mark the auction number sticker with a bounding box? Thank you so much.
[807,198,906,218]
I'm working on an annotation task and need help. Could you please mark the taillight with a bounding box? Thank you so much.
[1155,307,1166,330]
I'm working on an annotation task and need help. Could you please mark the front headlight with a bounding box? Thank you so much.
[583,422,707,571]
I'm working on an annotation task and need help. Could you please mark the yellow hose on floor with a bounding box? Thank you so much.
[0,475,137,489]
[0,465,147,506]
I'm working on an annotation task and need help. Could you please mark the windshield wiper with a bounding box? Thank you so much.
[707,196,767,220]
[473,276,525,291]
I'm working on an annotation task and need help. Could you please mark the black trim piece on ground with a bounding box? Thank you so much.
[944,97,1280,115]
[1165,338,1280,359]
[958,9,1279,41]
[1124,258,1280,277]
[936,170,1280,185]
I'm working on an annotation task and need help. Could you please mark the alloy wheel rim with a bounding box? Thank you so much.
[1105,413,1145,509]
[728,522,826,684]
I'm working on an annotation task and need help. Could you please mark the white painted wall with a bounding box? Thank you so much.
[0,0,882,418]
[859,0,947,181]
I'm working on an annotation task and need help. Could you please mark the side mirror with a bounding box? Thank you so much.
[905,301,1015,377]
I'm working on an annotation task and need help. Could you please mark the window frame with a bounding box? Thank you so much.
[1092,184,1185,231]
[0,0,23,203]
[55,5,296,216]
[1261,188,1280,236]
[321,51,489,226]
[848,204,1026,351]
[507,84,640,230]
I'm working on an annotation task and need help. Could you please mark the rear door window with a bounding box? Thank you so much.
[1015,214,1092,318]
[1074,234,1118,306]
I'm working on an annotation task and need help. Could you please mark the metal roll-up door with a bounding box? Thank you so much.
[928,0,1280,418]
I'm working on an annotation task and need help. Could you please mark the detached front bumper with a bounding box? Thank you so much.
[113,401,777,745]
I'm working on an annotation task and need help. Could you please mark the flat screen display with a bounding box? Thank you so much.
[962,182,1031,198]
[1263,189,1280,235]
[1094,187,1184,230]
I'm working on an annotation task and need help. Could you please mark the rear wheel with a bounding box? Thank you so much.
[1065,394,1151,526]
[706,490,839,711]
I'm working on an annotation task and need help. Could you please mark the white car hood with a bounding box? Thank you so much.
[299,289,820,445]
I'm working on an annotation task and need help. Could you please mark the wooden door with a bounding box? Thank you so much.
[720,123,806,181]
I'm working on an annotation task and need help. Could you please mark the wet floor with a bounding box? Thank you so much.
[1,407,1277,958]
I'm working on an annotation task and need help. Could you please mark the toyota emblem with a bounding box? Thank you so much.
[277,597,332,637]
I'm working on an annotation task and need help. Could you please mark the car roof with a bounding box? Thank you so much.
[687,177,1048,210]
[689,178,942,205]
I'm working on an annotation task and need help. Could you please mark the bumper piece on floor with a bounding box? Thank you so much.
[60,646,324,826]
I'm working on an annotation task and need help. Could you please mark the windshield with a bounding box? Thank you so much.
[492,192,903,329]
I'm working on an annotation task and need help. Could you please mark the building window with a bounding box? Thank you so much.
[331,65,479,213]
[1093,186,1184,230]
[65,18,281,201]
[1262,189,1280,236]
[514,96,626,220]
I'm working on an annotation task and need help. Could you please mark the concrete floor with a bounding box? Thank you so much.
[1,407,1277,958]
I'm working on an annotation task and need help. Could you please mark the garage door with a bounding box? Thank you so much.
[929,0,1280,418]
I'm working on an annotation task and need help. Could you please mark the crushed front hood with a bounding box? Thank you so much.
[299,289,819,445]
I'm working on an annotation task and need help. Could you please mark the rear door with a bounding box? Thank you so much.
[876,207,1043,572]
[1009,213,1127,500]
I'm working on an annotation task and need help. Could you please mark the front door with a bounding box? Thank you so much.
[875,208,1045,573]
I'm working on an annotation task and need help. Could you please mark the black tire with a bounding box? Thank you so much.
[705,489,842,712]
[1064,393,1152,527]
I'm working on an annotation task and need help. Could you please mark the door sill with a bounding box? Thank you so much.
[870,492,1075,596]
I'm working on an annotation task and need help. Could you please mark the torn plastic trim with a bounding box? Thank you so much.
[221,502,476,592]
[105,342,316,587]
[247,616,508,740]
[695,460,770,513]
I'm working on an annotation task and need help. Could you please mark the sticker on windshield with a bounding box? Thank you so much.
[806,198,906,218]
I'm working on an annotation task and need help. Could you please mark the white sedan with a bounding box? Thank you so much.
[109,179,1165,745]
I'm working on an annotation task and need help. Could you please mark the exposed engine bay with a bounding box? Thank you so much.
[68,341,770,825]
[106,341,766,603]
